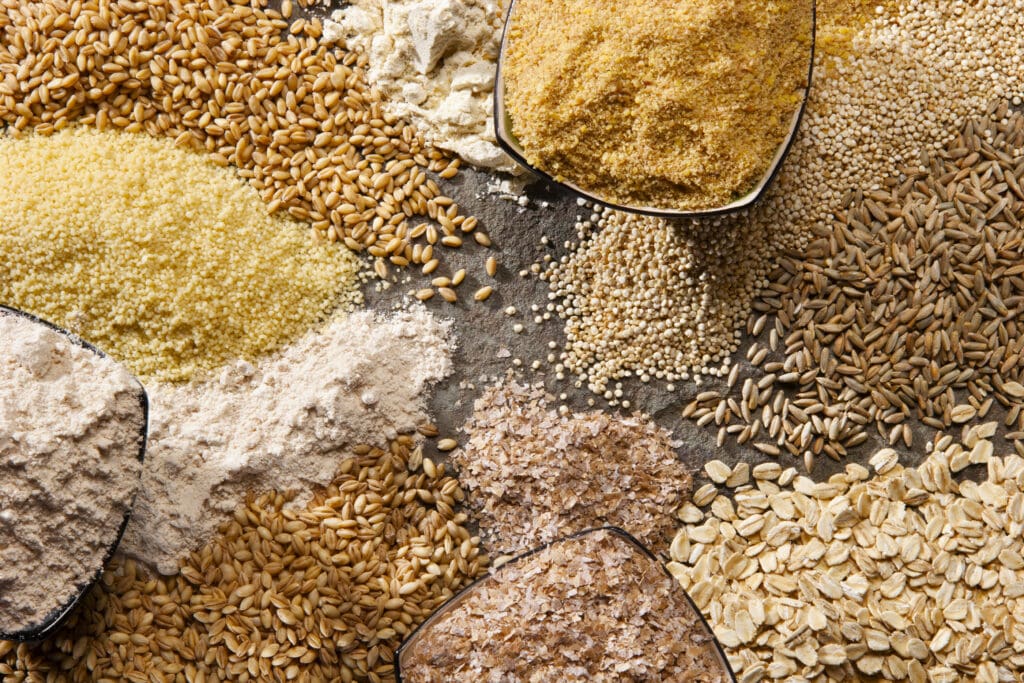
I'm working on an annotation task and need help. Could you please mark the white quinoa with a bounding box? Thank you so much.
[545,0,1024,395]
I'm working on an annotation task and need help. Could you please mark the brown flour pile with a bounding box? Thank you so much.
[451,382,691,554]
[121,307,454,575]
[400,529,731,682]
[0,313,143,633]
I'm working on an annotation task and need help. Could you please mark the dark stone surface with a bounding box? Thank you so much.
[362,165,895,485]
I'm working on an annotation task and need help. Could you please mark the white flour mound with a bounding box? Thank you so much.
[327,0,520,173]
[122,307,454,575]
[0,313,143,632]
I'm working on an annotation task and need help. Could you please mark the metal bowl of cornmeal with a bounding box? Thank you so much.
[495,0,817,219]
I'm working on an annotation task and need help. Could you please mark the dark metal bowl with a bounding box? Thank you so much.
[395,526,737,682]
[0,305,149,643]
[494,0,817,219]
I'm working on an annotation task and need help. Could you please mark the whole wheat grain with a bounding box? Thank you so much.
[1,438,486,682]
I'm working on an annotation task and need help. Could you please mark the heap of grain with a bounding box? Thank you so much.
[451,381,691,554]
[399,529,731,682]
[1,438,486,682]
[0,127,362,382]
[0,0,493,286]
[683,102,1024,469]
[502,0,812,211]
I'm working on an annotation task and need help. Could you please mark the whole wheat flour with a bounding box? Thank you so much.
[452,381,692,555]
[326,0,519,173]
[0,312,144,633]
[121,308,454,575]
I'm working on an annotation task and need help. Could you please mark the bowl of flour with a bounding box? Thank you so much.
[0,306,148,641]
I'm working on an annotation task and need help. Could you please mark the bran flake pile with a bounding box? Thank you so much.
[400,529,731,682]
[452,381,691,555]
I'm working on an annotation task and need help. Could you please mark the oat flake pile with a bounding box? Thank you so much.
[4,0,1024,681]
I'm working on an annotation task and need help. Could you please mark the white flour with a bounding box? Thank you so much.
[0,312,144,633]
[327,0,520,173]
[121,308,454,575]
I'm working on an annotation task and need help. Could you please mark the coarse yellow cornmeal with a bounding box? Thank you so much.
[503,0,812,211]
[0,127,363,382]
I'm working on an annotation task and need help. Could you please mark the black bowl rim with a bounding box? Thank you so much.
[493,0,818,220]
[0,304,149,643]
[394,525,738,683]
